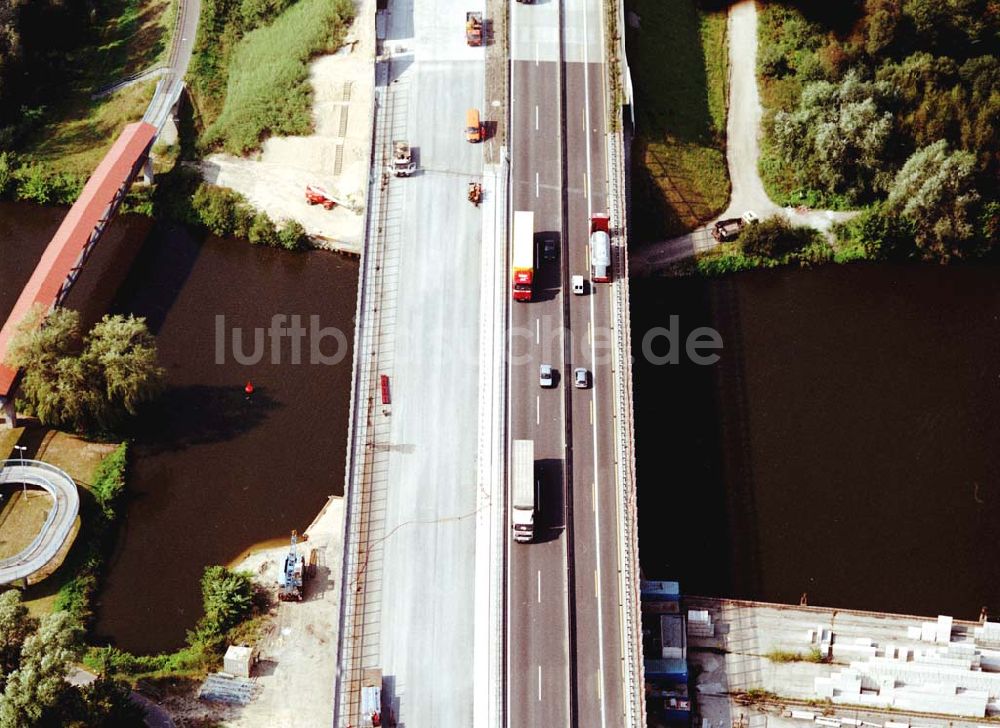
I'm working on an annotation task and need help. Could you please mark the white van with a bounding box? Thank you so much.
[571,275,585,295]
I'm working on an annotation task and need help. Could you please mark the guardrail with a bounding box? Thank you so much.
[604,0,645,722]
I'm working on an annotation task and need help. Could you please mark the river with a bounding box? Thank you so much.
[1,203,358,653]
[631,264,1000,619]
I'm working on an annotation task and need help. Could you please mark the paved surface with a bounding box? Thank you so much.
[334,0,492,724]
[508,0,626,725]
[0,460,79,585]
[68,668,177,728]
[143,0,200,130]
[630,0,857,274]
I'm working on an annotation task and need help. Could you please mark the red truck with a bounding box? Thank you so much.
[512,211,534,301]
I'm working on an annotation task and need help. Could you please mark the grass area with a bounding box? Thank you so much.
[0,489,52,560]
[199,0,355,154]
[16,0,174,179]
[0,429,20,459]
[627,0,730,241]
[766,647,824,663]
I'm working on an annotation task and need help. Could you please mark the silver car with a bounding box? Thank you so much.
[540,364,554,388]
[574,367,589,389]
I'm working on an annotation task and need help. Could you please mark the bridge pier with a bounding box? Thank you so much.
[0,396,15,429]
[140,156,154,185]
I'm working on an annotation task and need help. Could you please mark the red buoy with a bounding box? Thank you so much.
[244,380,255,396]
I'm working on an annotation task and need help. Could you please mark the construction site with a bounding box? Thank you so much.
[671,595,1000,728]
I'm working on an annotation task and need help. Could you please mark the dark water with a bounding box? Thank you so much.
[631,264,1000,619]
[0,203,358,653]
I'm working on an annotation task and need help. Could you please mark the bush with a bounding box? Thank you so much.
[277,219,308,250]
[739,217,816,258]
[91,443,128,520]
[247,213,279,247]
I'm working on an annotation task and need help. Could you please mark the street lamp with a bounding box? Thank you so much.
[12,446,27,497]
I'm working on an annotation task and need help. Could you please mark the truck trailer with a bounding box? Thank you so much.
[511,439,535,543]
[465,11,483,46]
[512,211,535,302]
[589,213,611,283]
[391,140,415,177]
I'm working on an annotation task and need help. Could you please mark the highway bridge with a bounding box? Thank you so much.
[335,0,642,724]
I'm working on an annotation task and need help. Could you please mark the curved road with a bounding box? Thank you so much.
[0,459,79,585]
[143,0,201,129]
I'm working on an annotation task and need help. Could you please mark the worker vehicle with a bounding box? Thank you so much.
[305,184,338,210]
[392,140,415,177]
[574,368,589,389]
[466,11,483,46]
[468,182,483,206]
[711,210,759,242]
[572,275,585,295]
[589,213,611,283]
[360,668,385,727]
[512,210,535,301]
[539,364,554,388]
[465,107,485,143]
[511,440,536,542]
[278,530,308,601]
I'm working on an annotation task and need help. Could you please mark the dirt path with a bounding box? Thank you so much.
[201,0,374,254]
[631,0,857,274]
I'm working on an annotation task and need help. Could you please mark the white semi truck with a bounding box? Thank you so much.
[511,439,535,543]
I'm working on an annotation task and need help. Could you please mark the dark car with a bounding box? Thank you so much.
[542,238,557,262]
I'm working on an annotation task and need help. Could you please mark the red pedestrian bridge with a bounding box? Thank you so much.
[0,121,157,428]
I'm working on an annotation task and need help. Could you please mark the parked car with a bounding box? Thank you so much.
[540,364,554,388]
[574,367,589,389]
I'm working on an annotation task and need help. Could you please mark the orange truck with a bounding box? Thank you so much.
[465,108,484,143]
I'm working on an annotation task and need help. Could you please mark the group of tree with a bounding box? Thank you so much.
[9,307,165,434]
[0,591,144,727]
[759,0,999,261]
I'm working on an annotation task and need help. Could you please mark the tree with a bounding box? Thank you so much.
[84,315,165,428]
[886,139,981,260]
[855,203,917,259]
[78,674,145,727]
[0,591,37,685]
[200,566,254,636]
[247,212,278,247]
[9,309,164,432]
[277,219,308,251]
[771,70,896,201]
[739,217,816,259]
[0,611,82,728]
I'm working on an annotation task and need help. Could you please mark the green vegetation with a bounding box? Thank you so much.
[695,217,831,276]
[156,168,309,249]
[757,1,999,262]
[9,309,165,435]
[765,647,825,663]
[627,0,730,240]
[0,593,142,726]
[191,0,354,154]
[0,0,173,179]
[85,565,267,682]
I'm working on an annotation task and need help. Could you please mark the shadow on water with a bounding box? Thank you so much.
[128,385,280,454]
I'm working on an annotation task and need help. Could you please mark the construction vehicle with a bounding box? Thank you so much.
[589,213,611,283]
[465,108,485,143]
[711,210,759,242]
[391,141,415,177]
[278,530,307,601]
[360,668,384,726]
[465,11,483,46]
[305,185,338,210]
[511,210,534,301]
[511,439,535,542]
[468,182,482,206]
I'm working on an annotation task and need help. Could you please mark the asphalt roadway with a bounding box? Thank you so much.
[508,0,625,725]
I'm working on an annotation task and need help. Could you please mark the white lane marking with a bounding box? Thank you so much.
[536,395,540,425]
[592,480,597,512]
[589,398,594,425]
[535,105,539,131]
[594,569,599,597]
[583,108,586,131]
[597,669,604,701]
[584,172,589,199]
[537,569,542,603]
[587,320,592,346]
[536,317,540,344]
[535,172,540,198]
[538,665,542,701]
